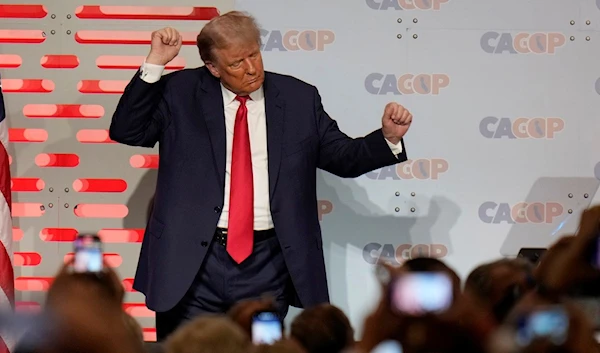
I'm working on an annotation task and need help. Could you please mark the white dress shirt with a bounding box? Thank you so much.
[139,62,403,230]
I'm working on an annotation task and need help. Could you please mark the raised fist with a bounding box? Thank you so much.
[146,27,183,66]
[381,102,413,144]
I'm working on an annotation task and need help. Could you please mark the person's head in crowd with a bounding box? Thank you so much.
[489,291,599,353]
[290,304,354,353]
[252,340,307,353]
[401,256,461,282]
[46,235,125,307]
[228,296,279,337]
[123,313,144,343]
[46,271,125,309]
[465,258,536,323]
[165,315,250,353]
[34,260,144,353]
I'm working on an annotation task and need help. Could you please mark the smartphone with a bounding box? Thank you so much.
[73,234,103,273]
[390,272,453,315]
[517,248,547,265]
[515,307,569,346]
[251,311,282,344]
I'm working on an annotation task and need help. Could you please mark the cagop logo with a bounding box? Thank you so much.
[363,243,448,265]
[366,0,449,10]
[366,159,449,180]
[480,32,566,54]
[480,117,564,139]
[260,29,335,52]
[479,202,563,224]
[318,200,333,221]
[365,73,450,95]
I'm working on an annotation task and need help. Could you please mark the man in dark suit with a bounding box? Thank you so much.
[109,11,412,341]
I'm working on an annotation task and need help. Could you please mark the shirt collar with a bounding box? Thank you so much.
[221,83,264,106]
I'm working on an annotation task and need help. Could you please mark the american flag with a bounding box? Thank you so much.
[0,78,15,353]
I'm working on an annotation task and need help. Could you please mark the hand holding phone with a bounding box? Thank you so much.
[251,311,282,344]
[390,272,453,315]
[536,206,600,295]
[73,234,103,273]
[515,306,568,347]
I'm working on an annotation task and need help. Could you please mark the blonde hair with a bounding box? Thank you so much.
[196,11,262,63]
[253,340,307,353]
[123,313,144,342]
[166,315,249,353]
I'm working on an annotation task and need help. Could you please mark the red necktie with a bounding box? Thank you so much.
[227,95,254,264]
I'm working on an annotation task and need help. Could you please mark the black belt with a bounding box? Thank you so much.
[213,228,275,247]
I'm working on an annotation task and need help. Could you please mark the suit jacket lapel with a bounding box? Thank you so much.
[198,69,227,194]
[264,73,284,199]
[196,69,284,199]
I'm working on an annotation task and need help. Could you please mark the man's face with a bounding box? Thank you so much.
[207,41,264,96]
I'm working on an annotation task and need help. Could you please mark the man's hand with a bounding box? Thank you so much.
[146,27,183,66]
[535,206,600,294]
[356,263,406,353]
[381,102,412,145]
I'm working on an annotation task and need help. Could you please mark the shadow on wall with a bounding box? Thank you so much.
[122,170,157,330]
[123,170,157,230]
[311,170,460,332]
[498,176,600,257]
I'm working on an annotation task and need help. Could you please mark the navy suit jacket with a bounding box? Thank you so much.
[109,66,408,312]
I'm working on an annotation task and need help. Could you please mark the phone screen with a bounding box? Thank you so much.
[251,311,282,344]
[391,272,453,315]
[73,235,103,273]
[515,307,568,346]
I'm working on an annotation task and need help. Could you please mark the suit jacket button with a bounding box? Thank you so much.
[214,206,221,213]
[201,241,208,247]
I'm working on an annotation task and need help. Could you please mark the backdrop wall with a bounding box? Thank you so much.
[2,0,600,340]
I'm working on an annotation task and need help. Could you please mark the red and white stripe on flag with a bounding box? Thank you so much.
[0,78,15,353]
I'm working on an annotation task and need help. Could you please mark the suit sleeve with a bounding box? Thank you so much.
[108,70,172,148]
[314,87,408,178]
